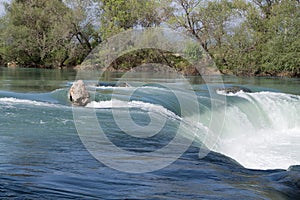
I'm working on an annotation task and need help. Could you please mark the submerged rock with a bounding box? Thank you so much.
[266,169,300,198]
[96,82,130,87]
[116,82,130,87]
[288,165,300,172]
[217,86,252,94]
[68,80,90,106]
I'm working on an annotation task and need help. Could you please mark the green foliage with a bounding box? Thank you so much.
[0,0,100,68]
[0,0,72,67]
[260,1,300,75]
[0,0,299,76]
[100,0,160,40]
[229,0,300,76]
[165,0,300,76]
[105,48,192,74]
[184,42,203,63]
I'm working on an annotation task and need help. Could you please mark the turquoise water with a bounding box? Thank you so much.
[0,67,299,199]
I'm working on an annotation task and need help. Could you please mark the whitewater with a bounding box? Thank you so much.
[216,91,300,169]
[84,84,300,170]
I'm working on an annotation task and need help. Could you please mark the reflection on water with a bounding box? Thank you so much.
[0,67,77,92]
[1,66,299,95]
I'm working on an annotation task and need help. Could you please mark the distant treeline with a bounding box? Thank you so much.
[0,0,299,77]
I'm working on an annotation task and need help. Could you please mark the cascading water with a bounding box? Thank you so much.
[72,84,300,169]
[215,91,300,169]
[83,84,300,170]
[1,82,299,171]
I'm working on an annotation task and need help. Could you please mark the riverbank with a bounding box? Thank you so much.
[221,68,300,78]
[74,64,300,78]
[2,63,299,78]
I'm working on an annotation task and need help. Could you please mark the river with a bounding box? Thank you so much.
[0,67,299,199]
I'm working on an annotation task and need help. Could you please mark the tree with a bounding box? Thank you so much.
[164,0,248,68]
[231,0,300,75]
[257,0,300,75]
[0,0,74,67]
[63,0,101,65]
[163,0,208,51]
[0,13,7,65]
[1,0,298,76]
[163,0,300,76]
[99,0,160,40]
[0,0,102,68]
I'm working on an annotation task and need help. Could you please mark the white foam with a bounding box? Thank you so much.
[89,85,169,92]
[214,91,300,170]
[216,90,245,96]
[89,85,118,90]
[140,86,169,91]
[218,128,300,170]
[86,100,181,120]
[240,92,299,129]
[0,97,61,108]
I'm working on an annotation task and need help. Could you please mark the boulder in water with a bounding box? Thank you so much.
[7,61,18,68]
[68,80,90,106]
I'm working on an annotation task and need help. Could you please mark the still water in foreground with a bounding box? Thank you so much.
[0,67,299,199]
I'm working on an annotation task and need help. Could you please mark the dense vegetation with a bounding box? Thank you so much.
[0,0,299,77]
[0,0,100,68]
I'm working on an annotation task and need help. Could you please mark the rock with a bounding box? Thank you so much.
[116,82,130,87]
[96,82,117,87]
[7,61,18,68]
[68,80,90,106]
[288,165,300,172]
[96,82,130,87]
[217,86,252,94]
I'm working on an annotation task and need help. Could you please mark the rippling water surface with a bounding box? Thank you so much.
[0,67,299,199]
